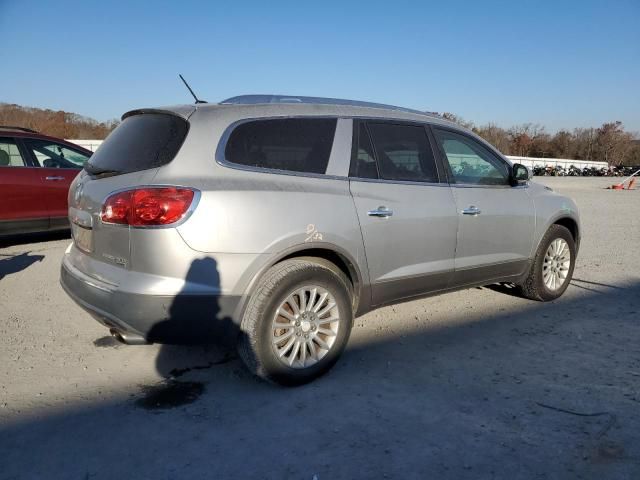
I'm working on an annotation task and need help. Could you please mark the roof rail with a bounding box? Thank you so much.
[0,125,38,133]
[219,94,432,116]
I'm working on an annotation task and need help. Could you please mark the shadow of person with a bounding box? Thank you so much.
[148,257,241,378]
[0,252,45,280]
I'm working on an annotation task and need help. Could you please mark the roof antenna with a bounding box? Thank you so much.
[179,74,207,104]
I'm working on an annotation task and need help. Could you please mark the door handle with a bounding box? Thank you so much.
[45,176,65,181]
[367,206,393,218]
[462,206,481,216]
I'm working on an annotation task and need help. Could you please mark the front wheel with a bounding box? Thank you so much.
[238,258,353,386]
[519,224,576,301]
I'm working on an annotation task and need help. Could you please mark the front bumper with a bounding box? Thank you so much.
[60,259,242,345]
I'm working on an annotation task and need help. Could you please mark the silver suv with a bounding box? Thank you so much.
[61,95,580,385]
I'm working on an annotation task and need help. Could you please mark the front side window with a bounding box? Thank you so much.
[0,138,26,167]
[433,128,509,185]
[225,118,337,174]
[24,139,90,169]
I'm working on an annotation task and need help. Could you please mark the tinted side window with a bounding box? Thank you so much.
[367,123,438,182]
[24,139,90,169]
[0,138,26,167]
[349,123,378,179]
[434,128,509,185]
[225,118,337,174]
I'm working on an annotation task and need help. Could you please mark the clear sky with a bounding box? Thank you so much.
[1,0,638,132]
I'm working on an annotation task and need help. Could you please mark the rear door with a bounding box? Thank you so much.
[22,139,90,227]
[349,121,458,306]
[0,137,49,234]
[432,127,535,285]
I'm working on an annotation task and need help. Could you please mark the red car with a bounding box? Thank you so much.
[0,126,93,236]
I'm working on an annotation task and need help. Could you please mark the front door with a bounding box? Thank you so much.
[432,127,535,286]
[0,137,49,234]
[349,121,458,307]
[22,139,89,227]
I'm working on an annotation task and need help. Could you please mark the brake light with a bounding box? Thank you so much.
[101,187,196,226]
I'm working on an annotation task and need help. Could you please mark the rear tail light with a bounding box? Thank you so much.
[101,187,196,226]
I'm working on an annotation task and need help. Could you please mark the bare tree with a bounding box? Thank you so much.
[594,121,635,165]
[0,103,118,139]
[472,124,506,152]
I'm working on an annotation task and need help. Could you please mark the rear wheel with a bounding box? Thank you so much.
[519,224,576,301]
[238,258,353,385]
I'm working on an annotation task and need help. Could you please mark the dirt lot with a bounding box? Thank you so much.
[1,177,639,480]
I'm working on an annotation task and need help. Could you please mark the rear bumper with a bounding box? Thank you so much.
[60,258,242,345]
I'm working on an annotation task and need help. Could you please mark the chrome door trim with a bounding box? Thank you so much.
[461,206,481,215]
[367,207,393,218]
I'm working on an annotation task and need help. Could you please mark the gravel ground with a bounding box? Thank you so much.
[1,177,639,480]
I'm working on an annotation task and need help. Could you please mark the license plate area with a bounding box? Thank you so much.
[72,223,93,253]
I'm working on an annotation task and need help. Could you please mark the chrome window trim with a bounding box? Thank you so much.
[449,183,529,189]
[348,176,449,188]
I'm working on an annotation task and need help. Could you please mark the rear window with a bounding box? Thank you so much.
[85,113,188,175]
[224,118,337,174]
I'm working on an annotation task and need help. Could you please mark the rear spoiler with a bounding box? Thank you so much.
[122,105,197,121]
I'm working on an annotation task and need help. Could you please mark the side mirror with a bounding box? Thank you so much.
[511,163,530,186]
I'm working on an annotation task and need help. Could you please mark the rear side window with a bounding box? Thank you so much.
[0,138,26,167]
[85,113,188,175]
[355,122,438,183]
[349,123,378,179]
[225,118,337,174]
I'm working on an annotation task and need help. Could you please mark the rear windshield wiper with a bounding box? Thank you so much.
[83,163,121,176]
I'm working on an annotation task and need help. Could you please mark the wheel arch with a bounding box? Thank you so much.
[277,246,363,312]
[531,214,581,261]
[553,216,579,245]
[237,243,367,323]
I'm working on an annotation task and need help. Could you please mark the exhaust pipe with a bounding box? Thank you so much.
[109,328,148,345]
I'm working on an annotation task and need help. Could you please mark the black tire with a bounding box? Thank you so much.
[518,224,576,301]
[238,258,353,386]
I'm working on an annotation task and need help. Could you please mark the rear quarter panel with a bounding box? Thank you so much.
[153,108,368,295]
